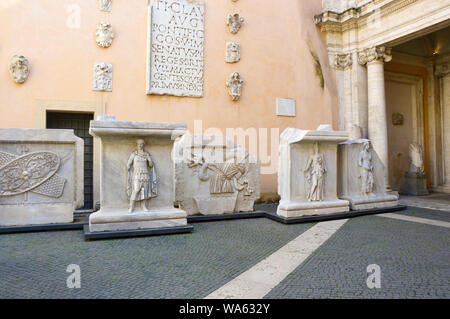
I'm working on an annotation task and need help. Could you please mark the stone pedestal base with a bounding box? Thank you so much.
[277,199,349,218]
[89,207,187,232]
[401,172,429,196]
[340,194,398,210]
[0,203,73,227]
[193,195,238,215]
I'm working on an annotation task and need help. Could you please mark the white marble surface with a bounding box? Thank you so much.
[0,129,84,226]
[276,98,296,117]
[277,126,349,218]
[338,139,398,210]
[174,134,260,216]
[146,0,204,97]
[89,120,188,232]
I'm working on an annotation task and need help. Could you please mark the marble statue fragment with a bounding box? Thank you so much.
[408,143,424,173]
[358,141,374,195]
[338,139,399,210]
[304,143,326,202]
[400,143,428,196]
[127,139,157,213]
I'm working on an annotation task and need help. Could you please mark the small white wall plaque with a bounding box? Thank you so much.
[276,98,296,117]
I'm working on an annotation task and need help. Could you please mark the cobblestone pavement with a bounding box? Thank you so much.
[399,193,450,212]
[265,213,450,299]
[1,207,448,299]
[0,218,312,299]
[396,206,450,222]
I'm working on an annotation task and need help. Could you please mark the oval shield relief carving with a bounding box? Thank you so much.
[0,152,60,196]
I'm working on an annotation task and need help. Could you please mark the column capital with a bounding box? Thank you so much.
[435,63,450,77]
[358,46,392,65]
[334,53,353,70]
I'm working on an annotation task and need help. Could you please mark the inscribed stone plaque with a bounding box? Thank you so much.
[147,0,205,97]
[276,98,296,117]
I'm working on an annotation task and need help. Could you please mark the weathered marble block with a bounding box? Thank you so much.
[338,139,399,210]
[174,134,260,216]
[88,120,188,232]
[277,126,350,218]
[0,129,84,226]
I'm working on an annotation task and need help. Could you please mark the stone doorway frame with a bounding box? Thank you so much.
[34,99,105,211]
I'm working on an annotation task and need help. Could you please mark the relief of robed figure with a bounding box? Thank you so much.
[126,139,157,212]
[304,143,327,202]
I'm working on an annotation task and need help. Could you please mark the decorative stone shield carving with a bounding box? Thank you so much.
[0,151,65,197]
[226,42,241,63]
[93,62,113,91]
[227,13,244,34]
[9,55,30,84]
[99,0,112,11]
[96,23,115,48]
[226,72,243,101]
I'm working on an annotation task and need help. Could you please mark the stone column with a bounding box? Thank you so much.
[334,53,353,132]
[352,51,368,139]
[359,46,392,192]
[435,63,450,192]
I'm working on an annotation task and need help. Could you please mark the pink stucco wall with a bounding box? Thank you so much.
[0,0,338,194]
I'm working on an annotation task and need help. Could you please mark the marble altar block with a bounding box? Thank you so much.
[0,129,84,226]
[88,120,188,232]
[338,139,399,210]
[277,126,350,218]
[173,134,260,216]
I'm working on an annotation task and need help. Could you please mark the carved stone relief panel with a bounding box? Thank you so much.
[227,13,244,34]
[0,129,84,226]
[99,0,112,12]
[174,134,260,216]
[9,55,30,84]
[226,42,241,63]
[226,72,243,101]
[93,62,113,91]
[96,23,115,48]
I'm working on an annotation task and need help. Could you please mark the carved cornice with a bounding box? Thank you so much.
[315,0,419,33]
[334,53,353,70]
[435,64,450,77]
[358,46,392,65]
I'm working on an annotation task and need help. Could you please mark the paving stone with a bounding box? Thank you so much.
[264,214,449,299]
[0,219,312,299]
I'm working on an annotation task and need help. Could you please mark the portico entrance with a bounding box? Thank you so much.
[315,0,450,194]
